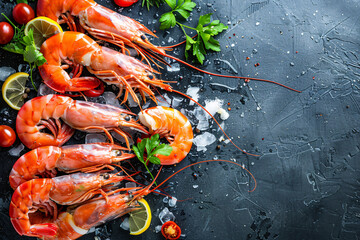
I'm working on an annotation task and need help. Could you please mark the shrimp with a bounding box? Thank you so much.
[9,171,132,238]
[139,106,193,165]
[43,194,139,240]
[14,158,257,239]
[37,0,166,63]
[37,0,301,93]
[39,32,172,105]
[9,143,135,190]
[16,94,148,149]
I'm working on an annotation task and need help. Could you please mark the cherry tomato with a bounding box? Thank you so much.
[83,82,105,97]
[161,221,181,240]
[0,125,16,147]
[114,0,139,7]
[12,3,35,25]
[0,22,14,45]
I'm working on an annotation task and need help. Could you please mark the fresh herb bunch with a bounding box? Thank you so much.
[159,0,196,29]
[132,134,173,184]
[1,13,46,91]
[142,0,165,10]
[157,0,228,64]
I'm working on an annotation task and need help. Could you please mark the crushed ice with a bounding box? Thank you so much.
[167,63,180,72]
[85,134,107,144]
[120,217,130,231]
[159,207,175,224]
[9,143,25,157]
[186,87,200,106]
[193,132,217,152]
[103,91,121,108]
[38,83,57,96]
[0,67,16,82]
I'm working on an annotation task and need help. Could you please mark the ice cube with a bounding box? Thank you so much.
[205,98,224,116]
[0,67,16,82]
[163,196,169,204]
[125,182,137,192]
[186,87,200,106]
[168,197,177,207]
[18,64,30,73]
[193,185,199,189]
[172,96,183,108]
[158,207,175,224]
[155,225,162,233]
[193,132,216,152]
[111,131,134,145]
[193,107,209,131]
[9,143,25,157]
[103,91,121,107]
[217,108,229,120]
[38,83,57,96]
[120,217,130,231]
[167,63,180,72]
[127,94,139,107]
[85,134,107,143]
[156,94,171,107]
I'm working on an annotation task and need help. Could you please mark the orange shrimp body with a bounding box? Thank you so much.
[37,0,163,57]
[139,106,193,165]
[9,172,128,238]
[39,32,172,104]
[44,194,137,240]
[16,94,148,149]
[9,143,135,190]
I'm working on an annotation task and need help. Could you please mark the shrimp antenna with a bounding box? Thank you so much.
[152,159,257,193]
[172,89,260,157]
[164,54,301,93]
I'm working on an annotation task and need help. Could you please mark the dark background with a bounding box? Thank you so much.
[1,0,360,239]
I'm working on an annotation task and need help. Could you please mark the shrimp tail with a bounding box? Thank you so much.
[29,223,58,237]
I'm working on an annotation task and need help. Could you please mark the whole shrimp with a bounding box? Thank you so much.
[9,143,135,190]
[9,171,133,238]
[37,0,166,64]
[43,194,139,240]
[39,31,172,105]
[139,106,193,165]
[16,94,148,149]
[37,0,301,93]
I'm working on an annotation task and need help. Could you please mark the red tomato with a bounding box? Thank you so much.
[83,82,105,97]
[0,125,16,147]
[161,221,181,240]
[0,22,14,44]
[12,3,35,25]
[114,0,139,7]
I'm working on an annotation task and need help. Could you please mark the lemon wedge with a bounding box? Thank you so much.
[129,198,152,235]
[2,72,29,110]
[25,16,63,49]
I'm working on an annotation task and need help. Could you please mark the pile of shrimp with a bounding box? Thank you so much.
[6,0,274,238]
[10,94,196,239]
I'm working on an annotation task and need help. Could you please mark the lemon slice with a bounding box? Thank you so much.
[129,198,152,235]
[2,72,29,110]
[25,16,63,49]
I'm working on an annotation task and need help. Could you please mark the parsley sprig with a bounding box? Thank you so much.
[158,1,228,64]
[142,0,165,10]
[1,13,46,91]
[132,134,173,184]
[159,0,196,29]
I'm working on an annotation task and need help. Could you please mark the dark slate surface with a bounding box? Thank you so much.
[0,0,360,239]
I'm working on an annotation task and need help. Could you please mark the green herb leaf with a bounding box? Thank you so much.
[133,134,173,183]
[152,144,173,156]
[159,12,176,30]
[16,0,28,4]
[165,0,177,9]
[132,145,144,163]
[183,13,228,64]
[148,155,161,165]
